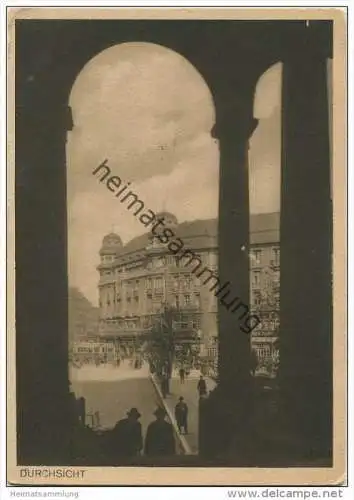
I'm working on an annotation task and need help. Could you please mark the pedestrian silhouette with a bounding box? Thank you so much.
[144,407,176,456]
[250,348,258,376]
[197,375,207,398]
[161,375,169,398]
[179,367,185,384]
[111,407,143,459]
[174,396,188,434]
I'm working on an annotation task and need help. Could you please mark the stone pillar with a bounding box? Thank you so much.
[199,93,258,459]
[16,93,73,463]
[279,24,332,459]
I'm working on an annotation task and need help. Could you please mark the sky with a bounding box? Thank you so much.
[66,42,282,305]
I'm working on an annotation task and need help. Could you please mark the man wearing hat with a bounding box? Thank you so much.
[112,407,143,458]
[144,407,176,457]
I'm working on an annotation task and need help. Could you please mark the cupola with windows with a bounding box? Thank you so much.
[155,211,178,228]
[99,232,123,263]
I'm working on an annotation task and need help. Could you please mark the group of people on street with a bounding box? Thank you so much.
[106,372,209,460]
[110,406,175,459]
[179,368,208,396]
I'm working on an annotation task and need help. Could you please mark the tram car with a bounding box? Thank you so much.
[71,341,116,365]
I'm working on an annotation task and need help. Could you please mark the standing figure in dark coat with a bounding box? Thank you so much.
[144,407,176,457]
[111,407,143,459]
[250,348,259,376]
[179,367,185,384]
[174,396,188,434]
[161,375,169,399]
[197,375,207,398]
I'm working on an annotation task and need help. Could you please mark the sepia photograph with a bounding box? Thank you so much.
[7,6,347,486]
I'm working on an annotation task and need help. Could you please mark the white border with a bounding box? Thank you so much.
[1,1,351,498]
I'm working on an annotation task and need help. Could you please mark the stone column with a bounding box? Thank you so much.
[279,24,332,459]
[199,92,258,459]
[16,93,73,464]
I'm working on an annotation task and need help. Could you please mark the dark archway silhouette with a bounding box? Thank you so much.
[15,18,333,467]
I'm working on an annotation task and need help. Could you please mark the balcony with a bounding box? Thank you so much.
[252,281,261,290]
[181,303,199,311]
[98,275,116,286]
[251,260,262,269]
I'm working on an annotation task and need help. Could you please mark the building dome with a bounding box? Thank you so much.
[155,211,178,227]
[100,232,123,256]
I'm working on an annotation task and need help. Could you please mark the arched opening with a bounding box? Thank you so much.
[66,42,219,458]
[14,18,334,469]
[249,62,282,379]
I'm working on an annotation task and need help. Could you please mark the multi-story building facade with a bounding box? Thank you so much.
[97,211,280,368]
[249,222,280,371]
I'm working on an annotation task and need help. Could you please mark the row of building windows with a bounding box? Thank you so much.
[99,313,201,331]
[100,251,218,277]
[102,291,279,311]
[101,248,279,276]
[124,275,198,291]
[251,292,280,308]
[250,247,280,266]
[73,345,114,354]
[254,344,271,359]
[251,272,277,288]
[103,318,140,329]
[101,288,277,310]
[107,295,201,314]
[174,294,199,308]
[171,274,194,289]
[145,276,164,289]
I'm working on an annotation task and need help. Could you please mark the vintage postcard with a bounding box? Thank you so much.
[7,6,347,486]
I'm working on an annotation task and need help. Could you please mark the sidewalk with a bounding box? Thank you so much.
[158,372,216,454]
